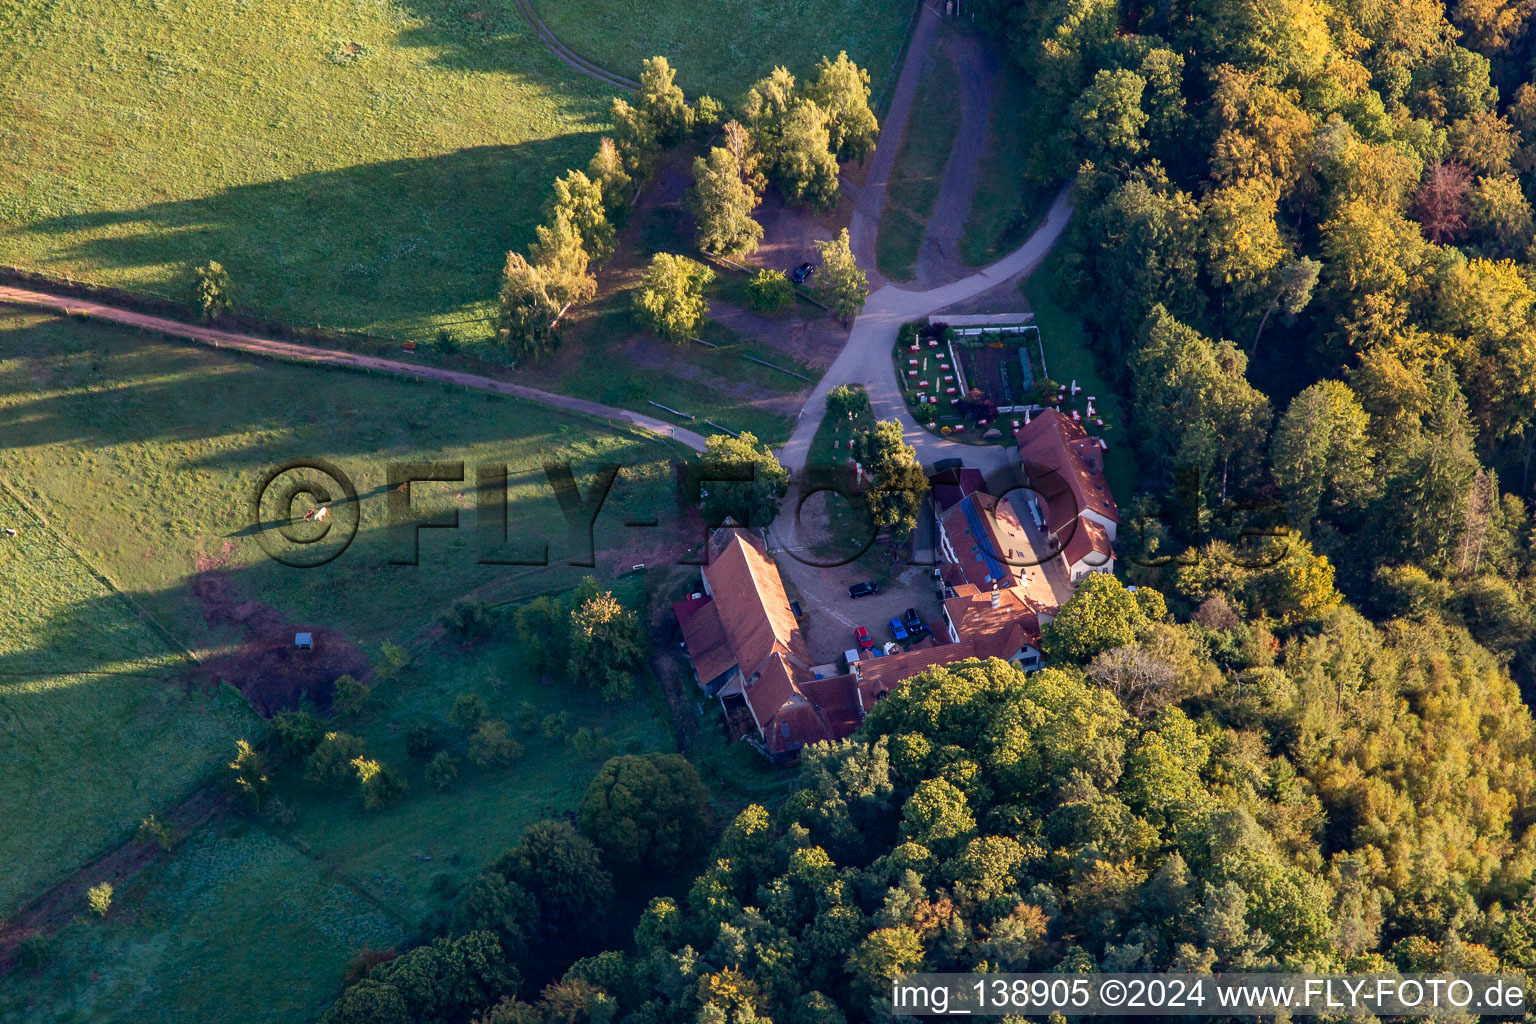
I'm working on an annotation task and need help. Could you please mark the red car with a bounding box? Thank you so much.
[854,626,874,650]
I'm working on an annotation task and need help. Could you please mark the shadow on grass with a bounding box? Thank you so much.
[9,139,602,331]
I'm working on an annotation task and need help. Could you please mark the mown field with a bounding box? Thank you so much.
[537,0,912,100]
[1,612,674,1024]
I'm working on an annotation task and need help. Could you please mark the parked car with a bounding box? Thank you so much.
[791,262,816,283]
[848,581,879,599]
[889,617,909,642]
[854,626,873,650]
[904,608,927,635]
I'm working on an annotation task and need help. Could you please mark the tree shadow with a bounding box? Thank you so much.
[8,139,603,331]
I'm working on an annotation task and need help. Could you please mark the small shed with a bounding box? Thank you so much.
[294,632,314,651]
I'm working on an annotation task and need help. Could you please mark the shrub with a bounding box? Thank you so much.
[308,731,367,788]
[441,597,494,643]
[332,674,371,717]
[272,709,326,759]
[451,693,490,730]
[747,269,794,311]
[469,720,523,767]
[353,757,408,810]
[137,814,173,850]
[87,881,113,917]
[428,751,460,792]
[541,711,572,740]
[513,701,540,734]
[15,935,51,972]
[376,640,411,681]
[193,260,232,320]
[406,722,440,759]
[227,739,271,808]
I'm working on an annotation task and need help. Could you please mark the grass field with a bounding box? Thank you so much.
[0,309,687,654]
[1022,253,1136,500]
[959,59,1062,267]
[0,310,684,1018]
[0,0,617,339]
[0,610,674,1024]
[0,488,261,914]
[277,588,673,924]
[875,47,960,281]
[0,0,912,340]
[0,306,687,915]
[536,0,913,100]
[1,820,408,1024]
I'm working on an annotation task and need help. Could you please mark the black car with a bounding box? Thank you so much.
[848,581,879,599]
[791,262,816,283]
[904,608,928,635]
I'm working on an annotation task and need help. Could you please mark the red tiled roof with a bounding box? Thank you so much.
[702,530,811,675]
[932,467,988,512]
[678,599,736,686]
[853,640,983,700]
[1015,409,1120,526]
[1062,517,1113,570]
[939,492,1032,589]
[943,586,1043,656]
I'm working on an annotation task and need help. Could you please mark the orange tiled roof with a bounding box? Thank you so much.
[1015,409,1120,526]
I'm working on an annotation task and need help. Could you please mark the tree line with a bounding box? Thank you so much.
[495,54,877,362]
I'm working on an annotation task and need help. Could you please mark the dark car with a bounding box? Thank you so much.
[889,617,909,642]
[791,262,816,283]
[848,581,879,599]
[904,608,927,635]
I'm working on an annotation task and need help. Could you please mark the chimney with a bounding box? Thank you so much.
[990,582,1000,609]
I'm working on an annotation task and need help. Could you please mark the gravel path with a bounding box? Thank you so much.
[0,286,708,452]
[848,5,943,287]
[914,32,997,288]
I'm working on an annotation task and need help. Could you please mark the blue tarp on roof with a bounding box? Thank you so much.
[962,497,1008,583]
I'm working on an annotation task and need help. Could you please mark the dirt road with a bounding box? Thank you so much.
[0,286,708,452]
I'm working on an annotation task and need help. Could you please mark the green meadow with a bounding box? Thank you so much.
[0,310,680,1018]
[537,0,913,99]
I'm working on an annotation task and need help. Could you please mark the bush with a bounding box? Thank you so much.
[428,751,460,792]
[193,260,232,320]
[747,269,794,311]
[272,709,326,759]
[441,597,494,643]
[541,711,571,740]
[469,720,523,767]
[513,701,540,734]
[354,757,408,810]
[451,693,490,730]
[308,731,367,788]
[87,881,113,917]
[137,814,173,850]
[15,935,51,972]
[332,674,371,717]
[376,640,411,681]
[406,722,440,759]
[227,739,271,808]
[577,753,710,872]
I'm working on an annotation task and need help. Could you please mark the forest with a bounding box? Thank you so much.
[317,0,1536,1020]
